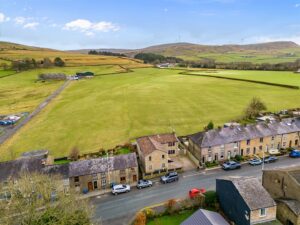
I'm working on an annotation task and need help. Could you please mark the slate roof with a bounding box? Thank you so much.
[264,165,300,185]
[220,177,276,210]
[137,133,178,156]
[181,209,229,225]
[189,118,300,148]
[42,164,70,179]
[278,199,300,216]
[0,155,45,182]
[69,153,138,177]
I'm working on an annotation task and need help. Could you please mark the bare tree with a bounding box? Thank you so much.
[69,146,80,161]
[0,172,93,225]
[244,97,267,119]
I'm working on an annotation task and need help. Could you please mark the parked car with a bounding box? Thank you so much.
[248,158,263,166]
[263,156,278,163]
[189,188,206,199]
[222,161,241,170]
[160,172,179,184]
[289,149,300,158]
[137,180,153,189]
[111,184,130,195]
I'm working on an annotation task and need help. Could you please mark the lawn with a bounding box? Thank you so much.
[187,69,300,87]
[2,68,300,160]
[147,210,195,225]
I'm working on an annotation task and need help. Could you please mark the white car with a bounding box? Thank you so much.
[111,184,130,195]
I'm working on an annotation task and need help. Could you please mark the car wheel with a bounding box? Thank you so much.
[149,184,152,187]
[138,186,142,189]
[114,193,118,196]
[126,190,129,193]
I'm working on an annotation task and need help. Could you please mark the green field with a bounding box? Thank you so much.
[187,69,300,86]
[1,67,300,160]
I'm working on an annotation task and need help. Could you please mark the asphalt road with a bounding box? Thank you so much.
[91,156,300,225]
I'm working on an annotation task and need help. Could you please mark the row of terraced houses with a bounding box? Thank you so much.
[187,117,300,167]
[1,117,300,194]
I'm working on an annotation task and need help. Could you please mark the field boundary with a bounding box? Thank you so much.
[0,80,71,146]
[180,71,300,89]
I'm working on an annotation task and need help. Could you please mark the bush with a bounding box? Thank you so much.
[134,211,146,225]
[234,155,244,162]
[143,208,155,219]
[205,160,219,168]
[165,199,177,214]
[204,191,217,208]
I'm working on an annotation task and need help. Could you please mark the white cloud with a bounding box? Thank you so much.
[23,22,39,29]
[14,16,26,25]
[64,19,119,34]
[0,13,10,23]
[295,3,300,7]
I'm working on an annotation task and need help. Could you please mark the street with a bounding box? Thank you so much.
[91,156,300,225]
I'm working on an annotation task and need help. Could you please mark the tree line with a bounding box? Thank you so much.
[178,58,300,71]
[6,57,65,71]
[88,50,126,57]
[134,53,184,64]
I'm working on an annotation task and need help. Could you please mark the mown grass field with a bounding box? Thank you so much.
[1,67,300,160]
[0,65,139,115]
[187,69,300,86]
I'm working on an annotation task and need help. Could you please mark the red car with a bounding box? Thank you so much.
[189,188,206,198]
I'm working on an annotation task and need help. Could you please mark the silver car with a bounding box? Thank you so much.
[111,184,130,195]
[137,180,153,189]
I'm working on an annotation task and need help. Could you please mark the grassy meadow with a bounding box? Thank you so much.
[1,67,300,160]
[187,69,300,87]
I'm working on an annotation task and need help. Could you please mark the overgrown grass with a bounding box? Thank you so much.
[2,68,300,160]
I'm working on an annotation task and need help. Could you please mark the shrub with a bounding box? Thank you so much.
[205,160,219,168]
[204,191,217,208]
[165,199,177,214]
[134,211,146,225]
[143,208,155,219]
[234,155,244,162]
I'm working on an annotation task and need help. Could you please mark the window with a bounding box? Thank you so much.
[260,208,266,217]
[295,139,299,146]
[101,172,106,178]
[149,165,152,170]
[162,154,165,159]
[271,136,275,141]
[241,149,244,156]
[149,156,152,161]
[168,142,175,147]
[247,139,251,145]
[283,142,286,147]
[220,151,224,158]
[168,150,175,154]
[259,146,263,150]
[101,178,106,186]
[120,177,126,182]
[260,137,264,143]
[74,176,79,183]
[93,181,98,189]
[162,163,165,168]
[253,147,256,155]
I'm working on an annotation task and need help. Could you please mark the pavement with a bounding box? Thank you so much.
[91,156,300,225]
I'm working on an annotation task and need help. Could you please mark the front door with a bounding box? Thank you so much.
[88,182,93,191]
[289,141,292,148]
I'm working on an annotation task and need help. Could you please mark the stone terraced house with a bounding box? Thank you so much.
[136,133,181,178]
[188,118,300,167]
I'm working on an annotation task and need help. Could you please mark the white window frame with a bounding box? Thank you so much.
[259,208,266,217]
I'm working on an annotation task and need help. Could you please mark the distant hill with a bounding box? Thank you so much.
[0,41,145,67]
[71,41,300,64]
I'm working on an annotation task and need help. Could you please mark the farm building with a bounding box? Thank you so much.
[76,71,94,78]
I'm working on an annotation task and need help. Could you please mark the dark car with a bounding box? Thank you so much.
[160,172,179,184]
[137,180,153,189]
[289,149,300,158]
[263,156,278,163]
[222,161,241,170]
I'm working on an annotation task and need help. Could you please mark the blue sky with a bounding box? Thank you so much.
[0,0,300,50]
